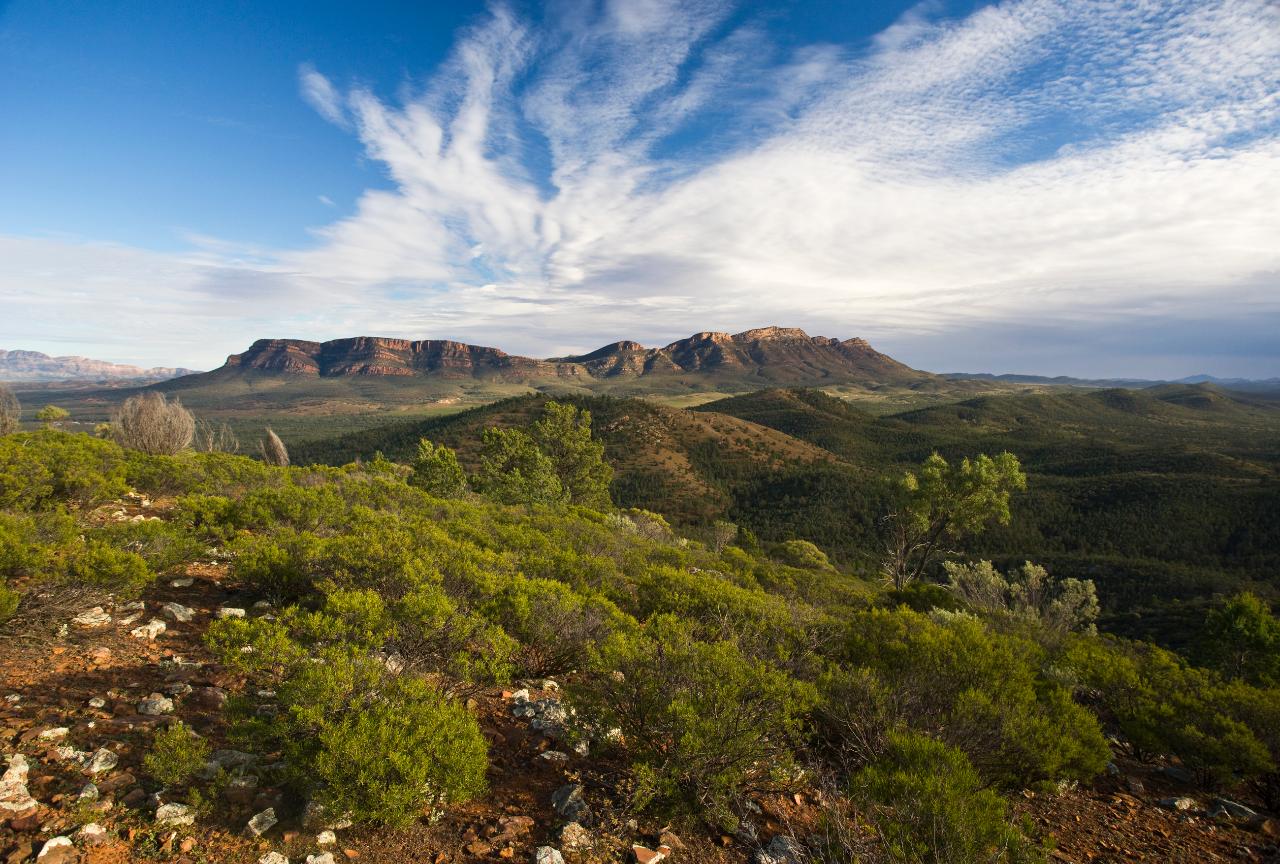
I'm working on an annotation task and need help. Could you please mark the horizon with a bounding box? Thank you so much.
[2,0,1278,379]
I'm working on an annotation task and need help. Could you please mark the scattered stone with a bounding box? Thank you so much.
[165,681,194,697]
[1211,798,1257,821]
[559,822,591,851]
[217,607,246,619]
[87,697,106,709]
[511,689,530,703]
[77,823,108,845]
[632,845,667,864]
[248,807,279,837]
[35,837,75,864]
[78,783,99,802]
[170,578,194,588]
[38,727,69,741]
[317,830,337,846]
[224,774,260,805]
[252,600,273,610]
[161,602,194,623]
[755,836,804,864]
[137,694,175,715]
[306,855,336,864]
[156,803,195,826]
[259,854,290,864]
[85,748,118,775]
[534,848,564,864]
[540,751,569,763]
[1158,796,1197,812]
[551,784,592,825]
[4,841,35,864]
[72,607,111,627]
[302,799,353,831]
[0,753,36,812]
[130,619,166,640]
[1124,776,1145,796]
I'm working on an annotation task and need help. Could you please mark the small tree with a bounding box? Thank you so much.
[1199,592,1280,687]
[944,559,1099,635]
[111,392,194,454]
[410,438,468,498]
[530,401,613,508]
[259,428,290,467]
[472,427,564,506]
[0,384,19,435]
[709,520,737,554]
[36,405,70,428]
[880,452,1026,589]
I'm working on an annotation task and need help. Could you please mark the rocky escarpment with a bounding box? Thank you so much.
[214,327,930,387]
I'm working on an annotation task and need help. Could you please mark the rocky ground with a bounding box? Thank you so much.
[1,501,1278,863]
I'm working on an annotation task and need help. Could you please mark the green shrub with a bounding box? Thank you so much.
[310,676,488,826]
[0,578,18,623]
[65,540,153,594]
[774,539,832,570]
[488,577,631,676]
[856,731,1041,864]
[144,721,211,786]
[572,614,815,827]
[0,431,127,510]
[229,529,324,600]
[88,519,204,574]
[472,427,566,507]
[410,439,468,498]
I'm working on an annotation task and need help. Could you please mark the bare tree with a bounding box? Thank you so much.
[0,384,19,435]
[194,419,240,454]
[111,392,195,455]
[259,428,290,467]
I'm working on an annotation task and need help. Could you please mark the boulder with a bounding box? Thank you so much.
[130,619,166,640]
[155,803,195,826]
[534,848,564,864]
[551,783,592,825]
[161,602,195,623]
[137,694,175,715]
[72,608,111,627]
[248,807,279,837]
[755,836,805,864]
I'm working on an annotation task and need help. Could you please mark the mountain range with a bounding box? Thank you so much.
[0,349,196,384]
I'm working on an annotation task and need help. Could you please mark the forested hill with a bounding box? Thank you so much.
[295,384,1280,649]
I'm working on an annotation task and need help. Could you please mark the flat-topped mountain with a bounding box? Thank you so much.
[211,327,930,387]
[0,349,196,383]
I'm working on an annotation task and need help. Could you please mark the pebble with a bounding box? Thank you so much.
[534,848,565,864]
[138,694,175,715]
[217,607,247,619]
[170,578,194,588]
[161,602,195,622]
[87,697,107,709]
[37,727,69,741]
[85,748,119,774]
[259,854,290,864]
[78,822,109,845]
[248,806,279,836]
[317,830,337,845]
[156,802,196,826]
[306,855,336,864]
[72,607,112,627]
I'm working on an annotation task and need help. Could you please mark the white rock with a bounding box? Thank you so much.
[170,578,194,588]
[138,694,175,715]
[535,847,566,864]
[305,855,336,864]
[247,806,278,836]
[78,783,99,802]
[38,727,69,741]
[156,802,196,826]
[130,618,166,639]
[36,836,73,859]
[86,748,119,774]
[0,753,36,812]
[316,830,337,845]
[217,607,246,619]
[72,607,111,627]
[161,602,195,622]
[259,854,290,864]
[540,751,569,762]
[78,822,109,844]
[88,696,107,709]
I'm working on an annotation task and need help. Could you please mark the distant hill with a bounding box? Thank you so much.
[0,349,196,384]
[946,370,1280,394]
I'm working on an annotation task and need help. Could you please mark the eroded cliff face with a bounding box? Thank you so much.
[216,328,930,385]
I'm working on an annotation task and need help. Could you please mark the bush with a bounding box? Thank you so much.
[65,540,153,594]
[0,579,18,623]
[774,539,832,570]
[856,731,1041,864]
[88,519,204,574]
[472,427,565,506]
[0,384,19,436]
[410,438,468,498]
[488,577,631,676]
[310,676,488,826]
[111,392,195,455]
[144,721,211,786]
[572,614,815,827]
[0,431,127,510]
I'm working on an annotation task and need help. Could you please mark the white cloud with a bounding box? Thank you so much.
[2,0,1278,376]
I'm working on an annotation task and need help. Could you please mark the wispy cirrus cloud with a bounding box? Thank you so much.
[2,0,1278,376]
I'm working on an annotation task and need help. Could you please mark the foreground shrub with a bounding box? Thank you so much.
[311,676,489,826]
[410,438,469,498]
[0,579,18,623]
[111,392,195,455]
[572,614,815,827]
[856,731,1041,864]
[65,540,153,594]
[488,577,631,676]
[774,539,832,570]
[144,721,211,787]
[0,431,127,509]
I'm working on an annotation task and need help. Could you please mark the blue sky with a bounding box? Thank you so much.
[1,0,1277,377]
